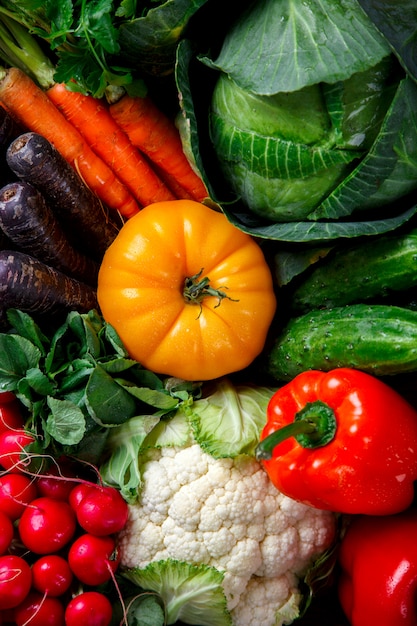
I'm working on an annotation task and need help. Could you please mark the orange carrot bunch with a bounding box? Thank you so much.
[0,67,208,220]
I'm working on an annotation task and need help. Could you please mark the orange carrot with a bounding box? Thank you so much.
[47,83,176,208]
[109,93,208,203]
[0,67,140,218]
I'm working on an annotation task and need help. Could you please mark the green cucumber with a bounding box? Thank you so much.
[291,230,417,312]
[267,304,417,381]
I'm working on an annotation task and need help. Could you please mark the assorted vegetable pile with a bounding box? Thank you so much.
[0,0,415,625]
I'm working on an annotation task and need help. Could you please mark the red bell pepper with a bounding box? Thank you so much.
[256,368,417,515]
[338,508,417,626]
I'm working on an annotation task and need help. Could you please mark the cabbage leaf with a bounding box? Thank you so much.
[357,0,417,82]
[200,0,391,94]
[176,37,417,242]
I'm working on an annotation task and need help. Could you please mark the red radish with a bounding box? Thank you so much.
[68,481,96,511]
[64,591,113,626]
[18,496,76,554]
[68,533,120,586]
[0,397,23,434]
[0,429,35,472]
[0,472,38,520]
[36,465,77,501]
[14,590,65,626]
[75,484,129,535]
[0,510,13,555]
[0,554,32,609]
[31,554,73,597]
[0,392,17,403]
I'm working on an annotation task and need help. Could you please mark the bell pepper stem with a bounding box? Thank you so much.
[256,400,337,461]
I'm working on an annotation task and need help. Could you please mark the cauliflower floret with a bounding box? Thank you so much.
[118,442,336,626]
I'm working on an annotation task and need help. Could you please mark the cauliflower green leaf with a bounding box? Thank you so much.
[122,559,232,626]
[186,378,276,458]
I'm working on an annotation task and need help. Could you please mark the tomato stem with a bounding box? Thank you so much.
[255,400,337,461]
[183,268,238,310]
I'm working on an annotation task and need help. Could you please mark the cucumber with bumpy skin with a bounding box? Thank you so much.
[267,304,417,381]
[291,230,417,312]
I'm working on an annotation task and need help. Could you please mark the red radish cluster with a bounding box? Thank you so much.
[0,392,129,626]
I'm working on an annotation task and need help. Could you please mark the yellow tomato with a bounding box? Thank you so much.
[97,200,277,380]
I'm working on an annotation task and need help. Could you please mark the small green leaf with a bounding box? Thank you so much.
[59,361,95,392]
[85,365,138,425]
[45,397,86,445]
[67,310,102,358]
[99,357,141,375]
[82,0,120,54]
[125,594,165,626]
[6,309,49,354]
[124,386,179,411]
[103,321,129,356]
[47,0,74,29]
[24,367,56,396]
[0,334,42,389]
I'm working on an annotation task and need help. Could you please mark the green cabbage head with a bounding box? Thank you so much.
[193,0,417,232]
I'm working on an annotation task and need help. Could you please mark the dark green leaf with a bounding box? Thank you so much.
[82,0,120,54]
[125,593,165,626]
[274,247,333,287]
[127,367,165,390]
[115,0,136,19]
[6,309,48,354]
[357,0,417,81]
[24,367,56,396]
[71,427,108,464]
[310,77,417,220]
[123,385,179,411]
[85,365,138,425]
[221,200,417,242]
[118,0,209,76]
[16,378,35,406]
[67,310,102,358]
[201,0,391,94]
[44,0,74,36]
[59,360,95,392]
[44,318,70,376]
[99,357,141,375]
[103,321,129,356]
[0,335,42,390]
[45,396,86,445]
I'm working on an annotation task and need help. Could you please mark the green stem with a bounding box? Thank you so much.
[0,14,55,88]
[255,400,337,461]
[183,268,239,309]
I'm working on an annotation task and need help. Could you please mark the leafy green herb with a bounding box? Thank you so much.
[0,308,200,464]
[0,0,209,97]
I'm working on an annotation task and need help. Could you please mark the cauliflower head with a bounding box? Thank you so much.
[117,440,336,626]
